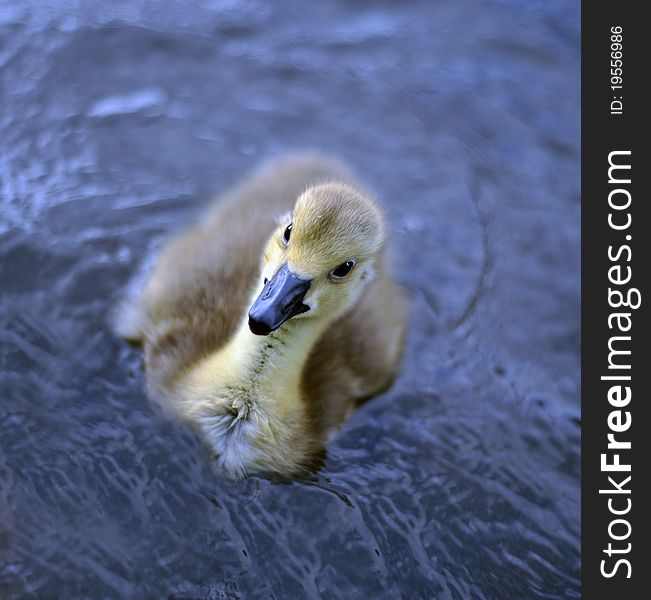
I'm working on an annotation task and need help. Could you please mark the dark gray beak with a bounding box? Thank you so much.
[248,263,311,336]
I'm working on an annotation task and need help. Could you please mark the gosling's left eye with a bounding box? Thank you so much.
[329,260,356,280]
[282,223,293,245]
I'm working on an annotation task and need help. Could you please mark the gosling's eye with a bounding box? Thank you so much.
[329,260,356,280]
[282,223,293,245]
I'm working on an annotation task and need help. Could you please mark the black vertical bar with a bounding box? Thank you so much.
[582,1,648,597]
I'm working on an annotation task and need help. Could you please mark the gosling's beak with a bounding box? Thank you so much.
[248,263,311,336]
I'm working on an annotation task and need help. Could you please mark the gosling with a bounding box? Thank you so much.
[115,153,407,479]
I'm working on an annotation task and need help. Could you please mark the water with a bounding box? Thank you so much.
[0,1,580,598]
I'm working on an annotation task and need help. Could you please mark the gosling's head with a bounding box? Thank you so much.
[248,183,385,336]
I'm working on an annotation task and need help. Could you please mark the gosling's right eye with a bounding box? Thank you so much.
[282,223,293,245]
[329,260,356,280]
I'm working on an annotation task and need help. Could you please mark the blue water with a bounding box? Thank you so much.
[0,1,580,598]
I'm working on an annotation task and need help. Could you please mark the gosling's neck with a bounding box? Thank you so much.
[226,313,327,392]
[180,312,329,478]
[184,311,329,414]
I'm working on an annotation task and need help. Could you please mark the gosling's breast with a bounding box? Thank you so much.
[197,406,263,479]
[187,382,310,478]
